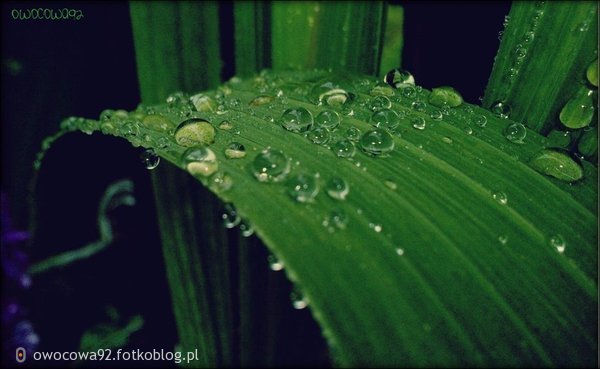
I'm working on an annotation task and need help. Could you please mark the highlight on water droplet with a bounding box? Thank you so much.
[492,190,508,205]
[287,173,319,203]
[504,122,527,144]
[182,146,219,177]
[359,129,395,156]
[428,86,463,108]
[490,101,511,118]
[411,117,426,130]
[251,148,291,183]
[371,109,400,130]
[290,288,309,310]
[140,149,160,170]
[549,234,566,253]
[222,203,241,229]
[175,118,216,147]
[326,177,349,200]
[332,139,356,158]
[529,149,583,183]
[268,254,284,271]
[315,110,341,130]
[383,68,415,88]
[395,248,405,256]
[307,127,330,145]
[559,87,595,129]
[279,107,314,133]
[224,142,246,159]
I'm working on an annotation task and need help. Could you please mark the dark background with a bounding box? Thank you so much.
[1,1,510,367]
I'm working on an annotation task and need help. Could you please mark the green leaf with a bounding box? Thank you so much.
[379,5,404,74]
[59,70,597,366]
[234,1,271,76]
[483,1,598,133]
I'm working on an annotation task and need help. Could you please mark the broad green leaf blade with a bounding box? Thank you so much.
[483,1,598,133]
[62,70,597,366]
[272,1,386,75]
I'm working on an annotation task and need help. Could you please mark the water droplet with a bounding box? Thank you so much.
[401,85,417,99]
[549,234,566,253]
[429,110,443,120]
[384,180,397,190]
[359,129,395,156]
[210,171,234,193]
[332,139,356,158]
[369,223,383,233]
[429,86,463,108]
[498,235,508,245]
[240,221,254,237]
[222,203,241,229]
[473,115,487,127]
[249,95,274,106]
[323,209,348,231]
[369,96,392,111]
[326,177,349,200]
[442,137,453,144]
[219,120,234,131]
[411,117,426,130]
[370,83,395,97]
[279,107,314,133]
[529,149,583,182]
[559,88,595,129]
[167,91,187,106]
[268,254,284,271]
[504,122,527,144]
[224,142,246,159]
[384,68,415,88]
[315,110,341,130]
[464,126,473,135]
[189,93,216,112]
[586,59,598,87]
[182,146,219,177]
[287,173,319,203]
[142,114,173,132]
[411,100,426,112]
[492,190,508,205]
[310,80,354,107]
[120,121,141,137]
[371,109,400,130]
[345,127,361,142]
[491,101,511,118]
[140,149,160,169]
[307,127,331,145]
[251,148,291,183]
[395,248,404,256]
[290,288,308,309]
[175,118,216,147]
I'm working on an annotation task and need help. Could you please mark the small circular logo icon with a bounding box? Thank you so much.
[16,347,26,363]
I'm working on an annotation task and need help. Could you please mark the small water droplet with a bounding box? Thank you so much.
[307,127,331,145]
[395,248,404,256]
[504,122,527,144]
[429,86,463,108]
[326,177,349,200]
[315,110,341,130]
[224,142,246,159]
[210,171,234,193]
[359,129,395,156]
[498,235,508,245]
[491,101,511,118]
[182,146,219,177]
[384,180,397,190]
[251,148,291,183]
[287,173,319,202]
[549,234,566,253]
[222,203,241,229]
[290,288,309,309]
[492,190,508,205]
[473,115,487,127]
[411,100,426,112]
[175,118,216,147]
[429,110,443,120]
[240,221,254,237]
[323,209,348,231]
[370,83,395,97]
[464,126,473,135]
[280,107,314,133]
[371,109,400,130]
[249,95,274,106]
[401,85,417,99]
[142,114,173,132]
[384,68,415,88]
[412,117,426,130]
[369,95,392,111]
[140,149,160,169]
[442,137,453,144]
[345,127,361,142]
[369,223,383,233]
[332,139,356,158]
[188,93,216,112]
[268,254,284,271]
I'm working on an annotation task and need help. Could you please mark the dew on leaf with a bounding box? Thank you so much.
[371,109,400,130]
[251,148,291,183]
[315,110,341,130]
[224,142,246,159]
[175,118,216,147]
[326,177,349,200]
[307,127,331,145]
[140,149,160,170]
[492,190,508,205]
[529,149,583,183]
[504,122,527,144]
[280,107,314,133]
[287,173,319,203]
[491,101,511,118]
[359,129,395,156]
[384,68,415,88]
[182,146,218,177]
[428,86,463,108]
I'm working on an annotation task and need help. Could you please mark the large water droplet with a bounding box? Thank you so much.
[559,88,595,129]
[310,80,354,107]
[140,149,160,169]
[529,149,583,183]
[222,203,241,229]
[492,190,508,205]
[549,234,566,253]
[182,146,218,177]
[315,110,341,130]
[332,139,356,158]
[280,107,314,133]
[359,129,395,156]
[287,173,319,202]
[428,86,463,108]
[326,177,349,200]
[251,148,291,183]
[491,101,511,118]
[224,142,246,159]
[307,127,330,145]
[411,117,426,130]
[371,109,400,130]
[503,122,527,144]
[383,68,415,88]
[175,118,216,147]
